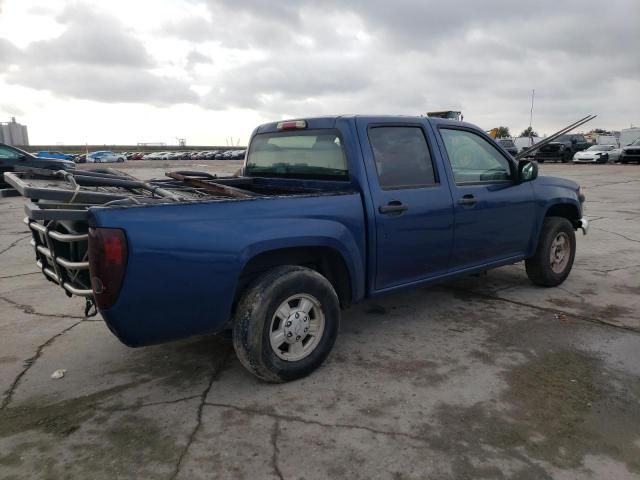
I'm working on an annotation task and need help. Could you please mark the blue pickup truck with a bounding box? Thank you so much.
[8,116,587,382]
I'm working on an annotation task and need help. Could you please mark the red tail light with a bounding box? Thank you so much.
[88,227,128,310]
[277,120,307,130]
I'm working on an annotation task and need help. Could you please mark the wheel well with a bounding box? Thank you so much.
[235,247,352,309]
[545,203,580,228]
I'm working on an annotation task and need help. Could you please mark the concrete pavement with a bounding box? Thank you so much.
[1,162,639,479]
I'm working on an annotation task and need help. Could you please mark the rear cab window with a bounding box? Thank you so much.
[245,130,348,180]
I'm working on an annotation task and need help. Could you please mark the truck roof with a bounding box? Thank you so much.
[254,115,481,135]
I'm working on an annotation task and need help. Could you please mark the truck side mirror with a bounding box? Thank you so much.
[518,160,538,182]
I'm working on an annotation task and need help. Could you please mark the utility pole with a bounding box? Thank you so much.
[528,89,535,146]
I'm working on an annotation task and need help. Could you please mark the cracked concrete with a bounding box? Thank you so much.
[1,161,639,479]
[0,319,82,410]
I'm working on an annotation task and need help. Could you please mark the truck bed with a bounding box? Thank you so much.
[4,168,355,305]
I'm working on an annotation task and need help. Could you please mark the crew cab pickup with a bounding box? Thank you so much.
[5,116,588,382]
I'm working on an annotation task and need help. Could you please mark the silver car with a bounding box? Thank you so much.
[573,144,620,163]
[86,151,126,163]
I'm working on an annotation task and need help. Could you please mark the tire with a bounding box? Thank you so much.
[117,157,124,163]
[537,159,545,163]
[621,156,628,164]
[525,217,576,287]
[232,265,340,382]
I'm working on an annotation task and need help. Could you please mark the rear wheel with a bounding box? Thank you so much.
[526,217,576,287]
[232,265,340,382]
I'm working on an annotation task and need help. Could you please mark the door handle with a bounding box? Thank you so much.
[458,194,477,207]
[379,201,408,215]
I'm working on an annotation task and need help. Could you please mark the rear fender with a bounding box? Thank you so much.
[236,220,365,303]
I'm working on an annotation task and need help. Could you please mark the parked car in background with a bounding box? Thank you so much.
[87,151,125,163]
[620,139,640,164]
[35,151,75,161]
[496,139,518,156]
[535,134,590,163]
[619,127,640,149]
[1,143,75,187]
[573,145,620,163]
[514,136,542,156]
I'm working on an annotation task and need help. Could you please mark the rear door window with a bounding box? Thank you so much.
[368,126,436,189]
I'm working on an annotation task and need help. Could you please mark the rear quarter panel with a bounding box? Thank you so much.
[89,192,365,346]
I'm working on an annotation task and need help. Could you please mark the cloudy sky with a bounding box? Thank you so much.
[0,0,638,146]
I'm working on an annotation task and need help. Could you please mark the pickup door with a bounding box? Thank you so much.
[356,118,537,292]
[356,119,455,290]
[435,125,537,270]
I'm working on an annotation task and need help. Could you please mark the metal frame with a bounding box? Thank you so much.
[25,217,93,297]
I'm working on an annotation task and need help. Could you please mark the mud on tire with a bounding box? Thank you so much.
[232,265,340,382]
[525,216,576,287]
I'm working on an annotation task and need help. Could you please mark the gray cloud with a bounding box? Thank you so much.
[161,16,215,43]
[24,3,153,67]
[7,66,198,105]
[189,0,639,131]
[0,102,24,117]
[202,53,371,111]
[4,2,198,106]
[0,38,19,70]
[186,50,213,69]
[2,0,638,133]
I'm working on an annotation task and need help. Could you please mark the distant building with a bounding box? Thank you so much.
[0,117,29,146]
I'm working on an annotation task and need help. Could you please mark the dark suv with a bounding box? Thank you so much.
[620,139,640,164]
[497,138,518,156]
[535,134,590,163]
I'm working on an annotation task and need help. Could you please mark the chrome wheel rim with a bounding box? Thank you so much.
[550,232,570,274]
[269,294,325,362]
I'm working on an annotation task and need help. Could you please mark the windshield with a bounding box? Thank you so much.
[587,145,609,151]
[498,139,515,148]
[246,130,348,179]
[632,139,640,146]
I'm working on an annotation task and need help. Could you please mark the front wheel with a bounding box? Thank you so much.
[525,217,576,287]
[232,265,340,382]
